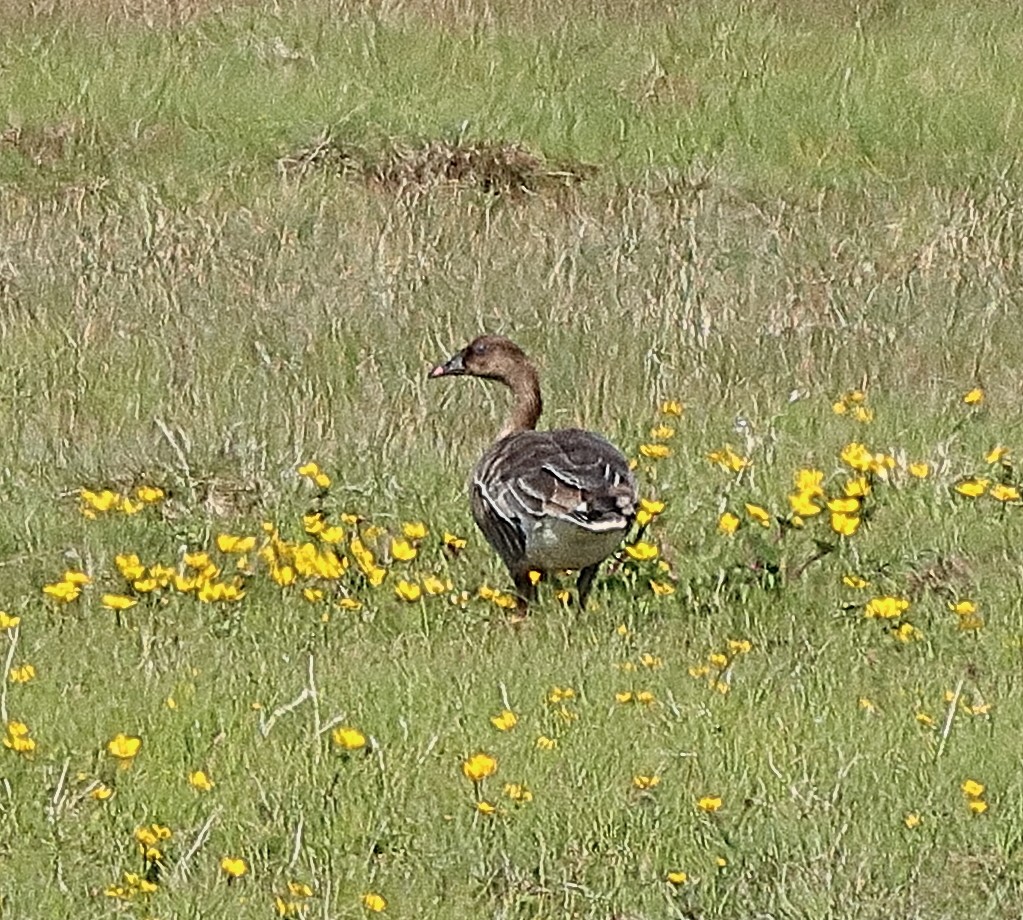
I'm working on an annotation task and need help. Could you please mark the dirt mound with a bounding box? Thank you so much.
[277,132,596,196]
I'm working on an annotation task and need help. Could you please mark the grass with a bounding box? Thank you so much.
[3,1,1023,917]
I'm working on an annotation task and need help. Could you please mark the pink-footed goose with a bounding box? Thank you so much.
[430,335,637,610]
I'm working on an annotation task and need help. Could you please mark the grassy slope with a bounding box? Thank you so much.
[2,1,1023,917]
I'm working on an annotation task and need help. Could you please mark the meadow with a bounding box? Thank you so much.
[3,0,1023,917]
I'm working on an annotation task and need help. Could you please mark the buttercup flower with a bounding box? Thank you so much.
[462,752,498,782]
[332,727,367,751]
[107,733,142,760]
[220,856,248,879]
[489,710,518,732]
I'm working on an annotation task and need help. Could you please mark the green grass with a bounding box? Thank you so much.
[3,1,1023,917]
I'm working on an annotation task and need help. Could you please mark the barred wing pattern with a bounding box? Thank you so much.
[470,429,638,576]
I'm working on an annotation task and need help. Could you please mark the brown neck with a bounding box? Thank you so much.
[498,363,542,438]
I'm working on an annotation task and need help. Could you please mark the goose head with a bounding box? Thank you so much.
[429,335,531,383]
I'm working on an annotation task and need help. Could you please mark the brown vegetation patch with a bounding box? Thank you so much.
[0,120,84,168]
[277,131,596,196]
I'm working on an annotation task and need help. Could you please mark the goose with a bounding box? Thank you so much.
[429,335,638,610]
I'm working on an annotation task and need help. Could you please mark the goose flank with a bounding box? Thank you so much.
[429,335,638,611]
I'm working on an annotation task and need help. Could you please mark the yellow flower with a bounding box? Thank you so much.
[639,443,671,459]
[615,691,634,704]
[961,779,985,799]
[844,476,871,498]
[788,491,822,517]
[984,446,1008,465]
[990,483,1021,502]
[535,735,557,751]
[951,600,976,616]
[394,580,421,602]
[42,581,81,603]
[402,521,428,540]
[649,425,675,440]
[476,800,497,815]
[183,551,211,569]
[955,477,989,497]
[422,575,449,596]
[462,752,498,782]
[220,856,248,879]
[288,881,314,898]
[135,485,164,503]
[632,774,660,790]
[907,461,930,479]
[319,524,345,544]
[744,503,771,527]
[666,871,688,885]
[968,799,988,815]
[727,639,752,656]
[840,442,873,472]
[80,488,119,512]
[892,622,922,643]
[390,538,418,561]
[302,587,324,603]
[827,497,860,514]
[842,574,869,589]
[916,712,935,727]
[107,733,142,760]
[332,727,367,751]
[443,532,467,552]
[3,720,36,753]
[489,710,518,732]
[717,512,740,535]
[697,795,723,813]
[0,612,20,630]
[904,813,921,829]
[102,594,138,611]
[660,400,684,416]
[708,446,748,473]
[8,664,35,683]
[864,596,909,620]
[830,512,860,536]
[119,497,144,514]
[503,782,533,803]
[793,468,825,496]
[635,690,656,705]
[963,387,984,405]
[91,783,113,801]
[216,534,256,553]
[114,553,144,579]
[189,770,214,792]
[858,697,876,713]
[649,580,675,597]
[547,686,576,703]
[362,892,387,912]
[625,541,658,562]
[708,652,728,669]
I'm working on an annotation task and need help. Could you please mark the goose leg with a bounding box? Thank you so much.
[576,564,600,610]
[513,570,537,613]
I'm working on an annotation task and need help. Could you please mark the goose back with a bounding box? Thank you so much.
[471,428,638,575]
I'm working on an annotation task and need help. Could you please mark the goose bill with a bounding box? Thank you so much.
[429,352,466,378]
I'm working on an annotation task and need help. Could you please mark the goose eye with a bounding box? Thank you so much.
[473,342,489,355]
